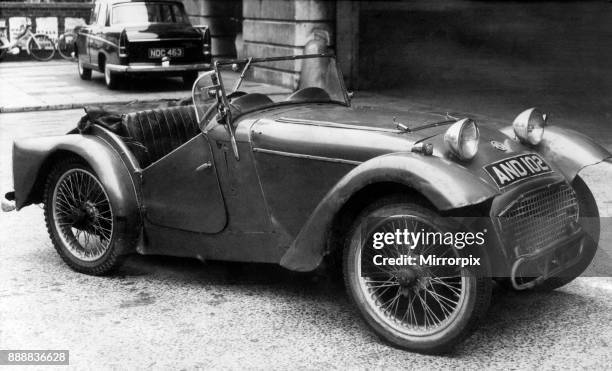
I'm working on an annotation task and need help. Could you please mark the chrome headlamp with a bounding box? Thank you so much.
[444,118,480,161]
[512,107,547,145]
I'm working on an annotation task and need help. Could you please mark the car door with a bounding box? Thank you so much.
[77,1,100,64]
[88,1,107,67]
[141,133,227,234]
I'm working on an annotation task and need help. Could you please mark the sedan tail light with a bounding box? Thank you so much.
[198,26,211,57]
[119,30,128,58]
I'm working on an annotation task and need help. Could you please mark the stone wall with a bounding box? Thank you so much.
[182,0,241,59]
[242,0,335,88]
[357,0,612,100]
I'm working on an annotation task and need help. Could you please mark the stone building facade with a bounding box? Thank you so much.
[2,0,611,98]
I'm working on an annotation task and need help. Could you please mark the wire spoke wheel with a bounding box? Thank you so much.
[28,34,56,61]
[357,215,466,336]
[0,38,8,61]
[343,198,491,353]
[52,168,113,262]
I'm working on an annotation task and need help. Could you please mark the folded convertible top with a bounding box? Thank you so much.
[76,98,192,135]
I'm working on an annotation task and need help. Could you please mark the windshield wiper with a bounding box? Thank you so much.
[393,117,411,132]
[395,113,463,133]
[409,119,456,132]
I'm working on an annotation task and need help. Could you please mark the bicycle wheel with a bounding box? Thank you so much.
[57,33,76,60]
[0,38,8,61]
[28,34,56,61]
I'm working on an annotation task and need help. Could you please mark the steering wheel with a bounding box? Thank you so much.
[227,91,248,100]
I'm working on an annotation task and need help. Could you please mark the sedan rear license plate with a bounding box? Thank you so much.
[148,48,184,59]
[484,154,553,188]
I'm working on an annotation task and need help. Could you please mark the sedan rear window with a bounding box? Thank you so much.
[112,2,190,25]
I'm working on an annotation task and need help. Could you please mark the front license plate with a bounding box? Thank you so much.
[148,48,184,59]
[484,154,553,188]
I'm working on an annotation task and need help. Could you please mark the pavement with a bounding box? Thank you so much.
[0,60,191,113]
[1,61,612,369]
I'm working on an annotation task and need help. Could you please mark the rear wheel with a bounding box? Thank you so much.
[44,157,129,275]
[343,196,492,354]
[27,34,56,61]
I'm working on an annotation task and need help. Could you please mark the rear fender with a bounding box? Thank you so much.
[501,125,611,180]
[280,152,499,271]
[12,134,140,233]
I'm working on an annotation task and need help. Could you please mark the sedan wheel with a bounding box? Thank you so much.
[44,158,129,275]
[343,197,491,354]
[77,56,92,80]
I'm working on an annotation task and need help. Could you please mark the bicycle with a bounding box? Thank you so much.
[56,31,77,61]
[0,25,56,62]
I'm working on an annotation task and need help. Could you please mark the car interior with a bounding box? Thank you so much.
[97,87,333,169]
[120,105,200,168]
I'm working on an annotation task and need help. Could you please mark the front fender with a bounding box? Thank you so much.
[280,152,499,271]
[501,125,611,180]
[12,135,140,232]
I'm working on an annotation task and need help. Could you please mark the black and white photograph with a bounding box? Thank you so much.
[0,0,611,369]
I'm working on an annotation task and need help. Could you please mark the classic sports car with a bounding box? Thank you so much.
[74,0,211,89]
[3,54,610,354]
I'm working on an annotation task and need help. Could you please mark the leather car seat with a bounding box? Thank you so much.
[121,105,200,168]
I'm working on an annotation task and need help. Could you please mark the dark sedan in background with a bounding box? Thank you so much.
[74,0,211,89]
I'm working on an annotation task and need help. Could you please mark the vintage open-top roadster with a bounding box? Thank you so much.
[4,54,610,353]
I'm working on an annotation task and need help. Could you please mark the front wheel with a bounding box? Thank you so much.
[27,34,56,61]
[77,54,92,80]
[343,197,492,354]
[44,157,130,275]
[57,33,76,60]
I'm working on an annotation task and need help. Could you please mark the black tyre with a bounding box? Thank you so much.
[57,33,76,61]
[0,38,7,61]
[44,157,130,275]
[182,71,199,87]
[535,176,600,291]
[104,65,123,90]
[343,196,492,354]
[77,54,92,80]
[27,34,56,61]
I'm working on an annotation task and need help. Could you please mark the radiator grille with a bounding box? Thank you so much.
[498,183,579,256]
